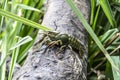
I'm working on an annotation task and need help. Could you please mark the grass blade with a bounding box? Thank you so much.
[17,4,43,13]
[99,0,116,27]
[90,0,95,25]
[111,56,120,80]
[101,28,119,43]
[8,42,20,80]
[0,8,51,30]
[92,5,100,30]
[10,36,32,50]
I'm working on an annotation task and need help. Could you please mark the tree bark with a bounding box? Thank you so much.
[12,0,90,80]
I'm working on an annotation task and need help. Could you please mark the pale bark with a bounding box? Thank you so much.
[12,0,90,80]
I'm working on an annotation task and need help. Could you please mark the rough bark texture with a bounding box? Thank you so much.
[12,0,90,80]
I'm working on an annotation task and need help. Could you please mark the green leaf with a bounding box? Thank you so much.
[17,4,43,13]
[92,5,100,30]
[10,36,32,50]
[0,8,51,30]
[105,61,113,79]
[100,28,119,43]
[99,0,116,27]
[90,0,95,25]
[113,2,120,12]
[8,42,20,80]
[111,56,120,80]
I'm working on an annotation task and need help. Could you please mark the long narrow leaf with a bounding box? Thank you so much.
[8,42,20,80]
[0,0,8,79]
[101,28,119,43]
[17,4,43,13]
[92,5,100,30]
[90,0,95,25]
[111,56,120,80]
[99,0,116,27]
[0,9,50,30]
[10,36,32,50]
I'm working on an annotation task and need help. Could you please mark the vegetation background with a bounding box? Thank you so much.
[0,0,119,80]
